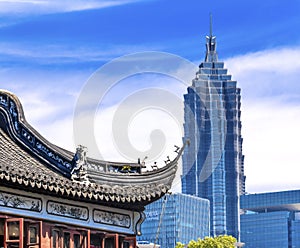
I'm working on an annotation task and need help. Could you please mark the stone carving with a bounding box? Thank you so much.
[0,94,8,107]
[9,100,19,132]
[47,201,88,220]
[0,191,42,212]
[71,145,89,182]
[86,162,105,172]
[21,128,34,144]
[93,209,131,228]
[35,141,72,169]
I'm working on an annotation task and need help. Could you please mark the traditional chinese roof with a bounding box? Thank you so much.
[0,89,182,211]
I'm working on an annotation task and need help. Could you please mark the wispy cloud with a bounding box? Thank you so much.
[0,0,142,15]
[0,42,164,65]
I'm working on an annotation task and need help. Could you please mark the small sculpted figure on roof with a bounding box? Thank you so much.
[71,145,88,182]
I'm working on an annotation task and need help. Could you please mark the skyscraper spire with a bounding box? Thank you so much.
[210,13,213,37]
[205,14,218,62]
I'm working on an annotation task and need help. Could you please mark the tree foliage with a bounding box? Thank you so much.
[175,235,237,248]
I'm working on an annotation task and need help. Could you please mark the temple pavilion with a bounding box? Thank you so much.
[0,89,181,248]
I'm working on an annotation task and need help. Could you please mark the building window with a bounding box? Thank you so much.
[104,237,115,248]
[52,230,60,248]
[63,232,70,248]
[7,221,20,240]
[74,234,81,248]
[123,237,136,248]
[90,233,102,248]
[0,219,4,247]
[26,221,40,247]
[51,228,88,248]
[29,226,38,244]
[5,218,23,248]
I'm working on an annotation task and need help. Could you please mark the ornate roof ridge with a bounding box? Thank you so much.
[0,89,74,175]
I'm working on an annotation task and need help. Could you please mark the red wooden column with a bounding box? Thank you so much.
[102,236,105,248]
[115,234,119,248]
[87,229,91,248]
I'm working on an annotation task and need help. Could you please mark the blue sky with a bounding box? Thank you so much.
[1,0,300,193]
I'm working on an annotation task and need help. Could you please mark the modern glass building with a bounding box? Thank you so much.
[240,190,300,247]
[291,217,300,248]
[181,25,245,239]
[137,193,210,247]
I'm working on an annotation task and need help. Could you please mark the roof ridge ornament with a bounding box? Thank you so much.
[71,145,89,183]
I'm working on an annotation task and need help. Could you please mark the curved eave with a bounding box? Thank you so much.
[0,165,170,211]
[87,156,179,186]
[86,142,187,188]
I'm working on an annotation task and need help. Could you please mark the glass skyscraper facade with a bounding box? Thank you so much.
[240,190,300,247]
[137,193,210,248]
[181,28,245,239]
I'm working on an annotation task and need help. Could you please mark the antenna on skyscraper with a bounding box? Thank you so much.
[209,13,213,37]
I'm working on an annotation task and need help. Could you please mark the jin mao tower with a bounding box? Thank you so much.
[181,22,245,238]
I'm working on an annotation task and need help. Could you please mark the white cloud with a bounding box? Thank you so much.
[93,99,183,193]
[0,68,89,150]
[38,115,75,151]
[226,47,300,74]
[225,46,300,100]
[0,0,141,15]
[225,46,300,193]
[94,103,183,162]
[242,100,300,193]
[74,73,185,162]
